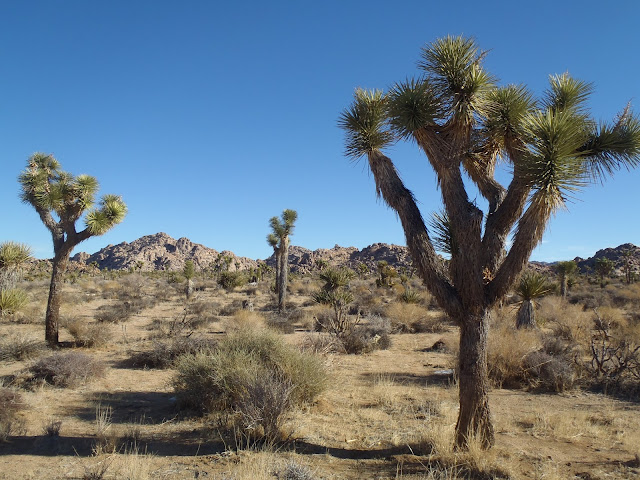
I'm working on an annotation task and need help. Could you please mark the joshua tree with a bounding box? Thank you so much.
[19,153,127,347]
[268,209,297,312]
[514,271,553,329]
[313,267,356,336]
[183,260,195,299]
[556,261,578,298]
[623,249,635,284]
[594,257,614,288]
[339,36,640,448]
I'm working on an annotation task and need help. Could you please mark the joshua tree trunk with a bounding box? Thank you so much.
[45,249,72,347]
[277,237,289,312]
[186,279,194,299]
[559,276,568,298]
[274,248,280,295]
[455,313,494,449]
[515,300,536,329]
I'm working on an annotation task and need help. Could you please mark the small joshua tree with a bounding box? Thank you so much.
[555,261,578,298]
[268,209,297,312]
[313,267,356,336]
[19,153,127,346]
[183,260,195,299]
[594,257,614,288]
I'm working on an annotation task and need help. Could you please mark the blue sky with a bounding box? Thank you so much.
[1,1,639,263]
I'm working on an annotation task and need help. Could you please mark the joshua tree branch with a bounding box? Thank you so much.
[366,150,461,317]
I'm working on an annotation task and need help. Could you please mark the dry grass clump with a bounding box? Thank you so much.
[384,302,449,333]
[28,351,106,388]
[129,336,216,369]
[0,387,26,442]
[0,333,43,361]
[225,309,267,332]
[486,307,578,392]
[65,318,113,348]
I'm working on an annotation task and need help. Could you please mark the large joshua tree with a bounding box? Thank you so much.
[268,209,297,312]
[339,36,640,449]
[19,153,127,347]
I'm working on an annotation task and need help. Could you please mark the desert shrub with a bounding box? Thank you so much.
[384,302,448,333]
[226,309,266,332]
[173,329,326,416]
[219,299,245,316]
[236,373,295,444]
[29,352,106,387]
[340,325,391,354]
[0,387,25,441]
[537,297,592,345]
[0,334,43,362]
[586,309,640,396]
[522,351,576,392]
[94,302,135,323]
[410,314,451,333]
[66,319,112,348]
[130,336,216,369]
[218,271,248,291]
[266,314,296,334]
[487,323,541,388]
[0,289,28,316]
[274,461,317,480]
[300,333,344,354]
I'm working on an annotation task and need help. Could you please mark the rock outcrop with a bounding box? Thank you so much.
[71,232,258,272]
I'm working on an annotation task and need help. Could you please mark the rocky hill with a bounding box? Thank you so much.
[265,243,415,274]
[574,243,640,276]
[71,233,258,272]
[68,233,639,279]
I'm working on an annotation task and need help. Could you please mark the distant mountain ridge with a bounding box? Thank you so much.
[68,232,639,276]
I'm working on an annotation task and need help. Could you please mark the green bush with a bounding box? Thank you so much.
[218,271,248,291]
[173,330,326,442]
[174,330,325,412]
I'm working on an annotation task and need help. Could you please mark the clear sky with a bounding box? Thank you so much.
[1,1,639,263]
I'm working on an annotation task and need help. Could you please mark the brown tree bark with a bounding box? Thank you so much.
[277,237,289,312]
[455,312,494,449]
[515,300,536,329]
[45,253,70,347]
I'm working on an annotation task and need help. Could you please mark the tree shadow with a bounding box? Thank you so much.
[66,390,178,425]
[360,371,456,387]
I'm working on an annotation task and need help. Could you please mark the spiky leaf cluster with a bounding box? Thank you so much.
[515,271,553,301]
[0,242,32,271]
[19,153,127,241]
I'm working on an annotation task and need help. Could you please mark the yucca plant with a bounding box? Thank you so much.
[19,154,127,346]
[514,271,553,329]
[0,289,29,317]
[339,35,640,448]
